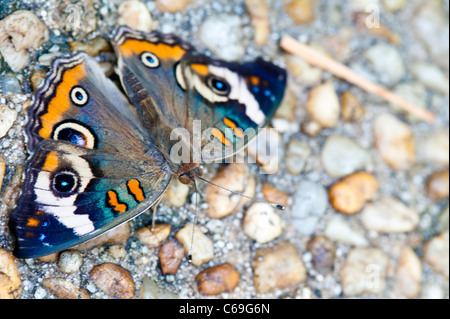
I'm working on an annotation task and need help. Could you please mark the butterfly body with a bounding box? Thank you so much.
[9,26,287,258]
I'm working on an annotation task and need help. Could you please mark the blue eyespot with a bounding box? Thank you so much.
[70,86,89,106]
[53,172,77,194]
[140,52,160,68]
[57,128,88,147]
[208,76,230,95]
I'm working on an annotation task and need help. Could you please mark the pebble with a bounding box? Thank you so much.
[0,104,18,139]
[423,231,449,279]
[242,202,284,243]
[136,223,172,248]
[0,10,49,72]
[421,130,449,167]
[306,236,336,273]
[0,165,24,212]
[437,204,449,232]
[0,75,22,94]
[273,85,296,120]
[206,163,255,219]
[42,278,90,299]
[107,245,127,259]
[341,91,365,122]
[339,247,388,296]
[421,284,445,299]
[382,0,407,12]
[324,215,369,247]
[0,249,22,299]
[159,240,184,275]
[412,0,449,70]
[262,183,290,208]
[175,223,214,267]
[364,43,405,86]
[394,247,422,299]
[195,263,240,296]
[165,178,190,207]
[38,253,59,263]
[118,0,154,32]
[245,0,270,45]
[349,0,380,12]
[285,53,323,87]
[57,250,83,274]
[74,223,130,251]
[306,82,341,129]
[141,276,177,299]
[284,0,315,24]
[285,138,311,176]
[246,128,282,174]
[252,242,306,293]
[374,113,416,171]
[291,180,328,236]
[0,155,5,191]
[300,120,322,137]
[155,0,191,13]
[361,197,419,233]
[425,170,449,201]
[69,37,111,57]
[328,172,379,215]
[90,263,135,299]
[199,14,245,61]
[411,62,450,95]
[389,82,427,122]
[321,135,372,178]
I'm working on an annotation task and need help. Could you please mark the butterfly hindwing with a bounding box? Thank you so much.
[9,140,172,258]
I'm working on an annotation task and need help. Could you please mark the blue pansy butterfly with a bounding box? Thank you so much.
[8,26,287,258]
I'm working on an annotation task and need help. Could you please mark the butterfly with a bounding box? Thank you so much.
[8,26,287,258]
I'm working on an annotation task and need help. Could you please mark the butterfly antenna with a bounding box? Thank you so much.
[188,179,201,263]
[197,176,285,210]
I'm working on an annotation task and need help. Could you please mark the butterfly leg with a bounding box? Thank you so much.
[151,196,163,231]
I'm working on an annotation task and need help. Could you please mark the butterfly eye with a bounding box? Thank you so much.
[207,76,230,96]
[140,52,160,68]
[52,171,78,194]
[70,86,89,106]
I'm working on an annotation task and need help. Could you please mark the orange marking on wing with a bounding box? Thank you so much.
[42,151,59,171]
[119,39,186,60]
[234,128,244,138]
[127,179,145,202]
[212,128,232,147]
[107,190,127,214]
[223,118,244,139]
[26,218,39,227]
[250,76,260,86]
[39,64,87,139]
[191,63,209,76]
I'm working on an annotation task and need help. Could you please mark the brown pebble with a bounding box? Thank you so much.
[136,223,171,248]
[0,249,22,299]
[90,263,135,299]
[74,223,131,251]
[155,0,191,13]
[306,236,336,273]
[341,91,365,122]
[252,242,306,293]
[30,69,48,91]
[1,165,24,212]
[262,183,290,208]
[159,240,184,275]
[69,37,111,56]
[284,0,315,24]
[329,172,379,214]
[42,278,90,299]
[38,252,59,263]
[426,170,449,201]
[195,263,240,296]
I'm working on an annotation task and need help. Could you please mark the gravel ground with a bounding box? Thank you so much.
[0,0,448,299]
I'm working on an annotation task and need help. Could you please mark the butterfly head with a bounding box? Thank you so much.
[177,163,203,185]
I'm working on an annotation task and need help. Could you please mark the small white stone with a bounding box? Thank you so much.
[0,104,18,139]
[361,197,419,233]
[242,202,284,243]
[175,223,214,267]
[374,113,416,171]
[421,130,449,167]
[411,62,450,95]
[57,250,83,274]
[390,82,427,122]
[306,81,340,129]
[382,0,407,12]
[165,178,190,207]
[424,231,449,279]
[394,247,422,298]
[349,0,380,12]
[364,43,405,86]
[321,135,372,178]
[285,138,311,175]
[118,0,154,32]
[246,128,282,174]
[324,215,369,247]
[339,247,388,296]
[199,14,246,61]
